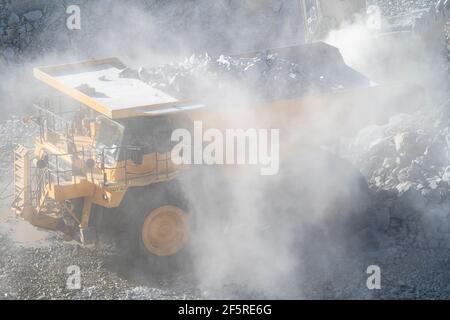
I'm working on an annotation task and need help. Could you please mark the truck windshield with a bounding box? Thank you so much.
[94,116,124,166]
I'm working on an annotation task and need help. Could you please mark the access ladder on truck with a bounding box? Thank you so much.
[12,144,64,230]
[12,145,31,215]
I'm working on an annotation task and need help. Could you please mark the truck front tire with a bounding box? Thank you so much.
[120,181,192,274]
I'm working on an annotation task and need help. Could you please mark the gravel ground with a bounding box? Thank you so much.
[1,197,449,299]
[0,211,201,300]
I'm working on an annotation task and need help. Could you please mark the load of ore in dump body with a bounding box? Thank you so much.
[120,53,350,101]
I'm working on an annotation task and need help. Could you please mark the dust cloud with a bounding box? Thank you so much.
[0,1,447,299]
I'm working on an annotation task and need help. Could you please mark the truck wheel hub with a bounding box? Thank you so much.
[141,205,189,257]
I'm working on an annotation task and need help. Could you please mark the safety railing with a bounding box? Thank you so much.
[44,147,96,186]
[99,146,177,186]
[33,101,75,144]
[33,98,95,146]
[29,145,178,189]
[30,165,48,209]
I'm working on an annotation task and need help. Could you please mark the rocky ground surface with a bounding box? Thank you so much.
[0,0,449,300]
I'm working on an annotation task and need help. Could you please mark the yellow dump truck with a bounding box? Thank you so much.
[10,42,424,269]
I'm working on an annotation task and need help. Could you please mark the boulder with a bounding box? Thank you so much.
[7,13,20,26]
[443,166,450,183]
[9,0,46,15]
[118,67,139,79]
[2,47,15,61]
[394,183,428,215]
[23,10,43,22]
[424,136,448,166]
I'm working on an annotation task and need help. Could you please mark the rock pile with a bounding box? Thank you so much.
[348,102,450,248]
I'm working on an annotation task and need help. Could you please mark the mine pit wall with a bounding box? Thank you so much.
[1,0,444,69]
[0,0,305,65]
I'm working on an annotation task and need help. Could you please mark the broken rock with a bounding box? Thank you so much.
[119,67,139,79]
[443,167,450,183]
[23,10,43,22]
[7,13,20,26]
[394,183,428,215]
[2,47,15,61]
